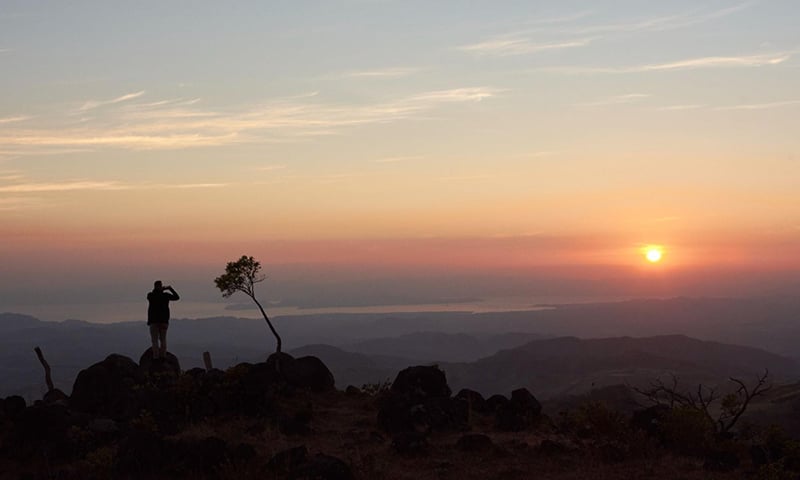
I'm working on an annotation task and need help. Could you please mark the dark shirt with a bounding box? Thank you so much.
[147,289,179,325]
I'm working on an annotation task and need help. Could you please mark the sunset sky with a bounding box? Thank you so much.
[1,1,799,321]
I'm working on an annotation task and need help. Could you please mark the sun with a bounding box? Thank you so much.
[645,247,663,263]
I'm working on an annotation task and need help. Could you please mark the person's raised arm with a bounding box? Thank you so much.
[165,286,180,301]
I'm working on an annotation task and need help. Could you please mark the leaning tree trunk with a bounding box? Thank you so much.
[34,346,54,392]
[252,296,282,353]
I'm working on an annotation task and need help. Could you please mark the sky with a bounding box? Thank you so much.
[1,1,799,322]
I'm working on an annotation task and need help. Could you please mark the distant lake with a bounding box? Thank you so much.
[3,295,636,324]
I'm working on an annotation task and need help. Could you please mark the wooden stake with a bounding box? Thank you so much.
[34,346,54,392]
[203,351,213,371]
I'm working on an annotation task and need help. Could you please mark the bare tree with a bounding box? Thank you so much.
[633,370,771,435]
[214,255,282,353]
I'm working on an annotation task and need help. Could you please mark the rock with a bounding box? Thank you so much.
[455,388,487,413]
[174,436,229,471]
[495,388,542,432]
[139,348,181,378]
[284,356,336,392]
[345,385,361,396]
[12,403,75,462]
[485,394,509,413]
[3,395,27,418]
[43,389,69,405]
[456,433,494,452]
[378,365,465,434]
[292,453,354,480]
[70,354,144,419]
[390,365,451,401]
[266,351,295,373]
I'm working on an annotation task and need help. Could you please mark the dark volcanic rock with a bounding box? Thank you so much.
[3,395,27,418]
[139,348,181,378]
[378,365,466,434]
[70,354,144,419]
[12,403,77,462]
[391,365,451,400]
[495,388,542,432]
[485,394,509,413]
[284,355,336,392]
[42,388,69,405]
[455,388,487,413]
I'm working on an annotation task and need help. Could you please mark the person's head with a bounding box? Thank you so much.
[153,280,163,292]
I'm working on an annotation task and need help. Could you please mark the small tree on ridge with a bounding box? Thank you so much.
[214,255,282,353]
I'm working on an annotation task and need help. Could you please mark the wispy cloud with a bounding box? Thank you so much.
[460,36,593,57]
[0,48,12,54]
[374,155,424,163]
[716,100,800,111]
[0,116,31,125]
[542,52,791,74]
[344,67,420,78]
[575,93,651,107]
[0,87,501,151]
[78,90,146,111]
[657,104,706,111]
[256,164,287,171]
[0,197,42,212]
[0,179,229,193]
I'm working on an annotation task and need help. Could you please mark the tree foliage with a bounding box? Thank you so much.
[214,255,282,353]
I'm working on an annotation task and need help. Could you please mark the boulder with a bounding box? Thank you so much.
[283,356,336,392]
[70,354,144,419]
[3,395,27,418]
[139,348,181,378]
[378,365,466,434]
[455,388,487,413]
[485,394,509,413]
[390,365,451,401]
[495,388,542,432]
[43,388,69,405]
[393,431,428,455]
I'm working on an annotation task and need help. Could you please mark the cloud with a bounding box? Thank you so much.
[460,36,593,56]
[575,93,651,107]
[657,104,706,111]
[78,90,146,111]
[344,67,420,78]
[374,155,424,163]
[0,178,229,193]
[716,100,800,111]
[0,87,500,151]
[542,52,791,74]
[257,164,287,171]
[0,116,31,125]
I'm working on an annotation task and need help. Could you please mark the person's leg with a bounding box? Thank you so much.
[159,324,168,357]
[149,325,160,359]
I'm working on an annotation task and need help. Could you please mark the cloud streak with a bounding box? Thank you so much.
[575,93,651,107]
[78,90,146,111]
[716,100,800,111]
[0,179,229,193]
[541,52,791,74]
[460,36,593,56]
[0,87,501,151]
[344,67,420,78]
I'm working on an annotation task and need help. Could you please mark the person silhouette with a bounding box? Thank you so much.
[147,280,180,359]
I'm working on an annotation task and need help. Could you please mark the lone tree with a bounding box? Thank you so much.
[215,255,282,353]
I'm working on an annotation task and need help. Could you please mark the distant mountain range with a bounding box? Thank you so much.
[3,296,800,401]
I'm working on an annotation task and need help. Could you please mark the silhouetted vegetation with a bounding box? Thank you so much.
[215,255,283,353]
